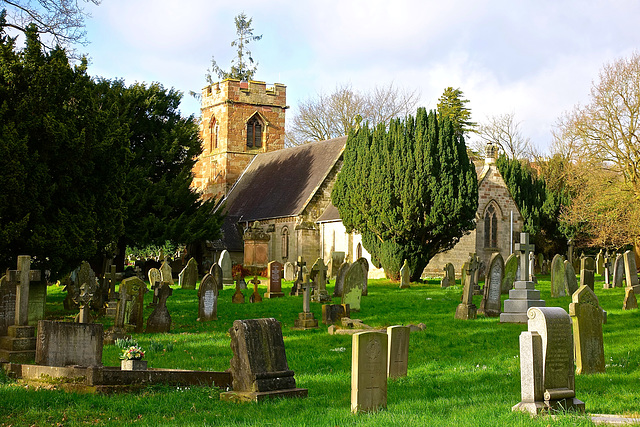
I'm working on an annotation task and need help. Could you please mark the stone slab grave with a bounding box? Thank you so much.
[293,274,318,330]
[455,253,478,320]
[550,255,566,298]
[0,256,42,363]
[387,325,409,379]
[502,253,519,294]
[479,252,503,317]
[220,318,307,402]
[310,258,331,303]
[160,259,174,286]
[500,233,546,324]
[36,321,103,367]
[178,257,198,290]
[322,304,350,325]
[264,260,284,299]
[148,267,162,307]
[622,287,638,310]
[333,261,350,297]
[355,258,369,296]
[440,263,455,288]
[569,285,605,375]
[198,273,219,321]
[342,263,365,312]
[218,250,234,285]
[351,331,388,413]
[399,259,411,289]
[283,262,295,282]
[145,283,172,333]
[512,307,585,416]
[564,260,579,296]
[623,250,640,294]
[613,254,624,288]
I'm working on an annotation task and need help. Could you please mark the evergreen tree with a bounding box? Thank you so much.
[332,108,478,281]
[437,87,477,136]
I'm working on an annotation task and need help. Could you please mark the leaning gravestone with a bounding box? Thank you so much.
[502,253,519,294]
[569,285,605,375]
[218,250,234,285]
[197,273,218,321]
[333,262,350,297]
[342,263,365,311]
[179,257,198,290]
[440,263,455,288]
[512,307,585,415]
[330,251,346,279]
[284,262,295,281]
[265,261,285,299]
[355,258,369,296]
[399,259,411,289]
[564,260,579,296]
[387,325,410,379]
[160,259,174,286]
[613,254,625,288]
[220,318,307,402]
[623,250,640,293]
[351,331,388,413]
[550,255,566,298]
[145,283,172,333]
[36,321,103,367]
[479,253,503,317]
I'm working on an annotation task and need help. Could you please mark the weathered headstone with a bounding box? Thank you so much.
[160,259,174,286]
[399,259,411,289]
[550,255,566,298]
[146,283,173,332]
[440,263,455,288]
[622,287,638,310]
[118,276,147,333]
[333,261,350,297]
[74,282,96,324]
[479,253,503,317]
[500,233,546,324]
[0,275,16,336]
[232,276,245,304]
[218,250,234,285]
[595,250,604,276]
[569,285,605,375]
[264,261,284,299]
[290,257,306,296]
[512,307,585,415]
[502,253,519,294]
[322,304,350,325]
[623,250,640,293]
[581,257,595,276]
[460,261,469,292]
[249,276,263,303]
[293,274,318,329]
[283,262,295,282]
[148,268,162,307]
[197,273,218,322]
[178,257,198,290]
[387,325,409,379]
[220,318,307,402]
[351,331,388,413]
[330,251,346,279]
[603,252,612,289]
[310,258,331,303]
[355,258,369,296]
[564,260,579,296]
[36,321,103,367]
[210,263,223,291]
[456,255,478,320]
[342,263,365,312]
[529,252,536,282]
[243,221,270,271]
[579,267,595,291]
[613,254,624,288]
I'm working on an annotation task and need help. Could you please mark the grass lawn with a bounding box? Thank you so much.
[1,274,639,426]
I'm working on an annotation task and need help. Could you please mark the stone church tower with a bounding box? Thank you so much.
[192,79,287,202]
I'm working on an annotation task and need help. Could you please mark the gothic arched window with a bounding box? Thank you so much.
[484,204,498,248]
[246,115,263,149]
[281,227,289,260]
[209,117,218,151]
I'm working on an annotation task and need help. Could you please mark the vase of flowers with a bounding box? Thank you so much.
[120,345,147,371]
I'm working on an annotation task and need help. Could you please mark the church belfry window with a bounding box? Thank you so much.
[247,115,263,149]
[209,117,218,151]
[281,227,289,260]
[484,204,498,248]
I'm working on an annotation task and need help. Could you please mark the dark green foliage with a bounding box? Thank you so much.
[436,87,477,136]
[332,108,478,281]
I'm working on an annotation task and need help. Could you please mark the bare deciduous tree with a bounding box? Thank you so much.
[472,112,532,159]
[286,82,419,146]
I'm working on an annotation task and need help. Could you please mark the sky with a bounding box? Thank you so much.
[58,1,640,153]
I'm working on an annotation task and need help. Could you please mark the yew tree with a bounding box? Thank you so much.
[332,108,478,281]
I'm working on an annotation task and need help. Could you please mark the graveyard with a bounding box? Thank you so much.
[1,268,639,426]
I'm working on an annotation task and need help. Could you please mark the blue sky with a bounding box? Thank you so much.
[56,1,640,153]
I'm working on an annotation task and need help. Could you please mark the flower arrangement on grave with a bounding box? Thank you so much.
[120,345,145,361]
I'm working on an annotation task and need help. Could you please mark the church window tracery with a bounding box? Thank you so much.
[247,115,263,149]
[484,203,498,248]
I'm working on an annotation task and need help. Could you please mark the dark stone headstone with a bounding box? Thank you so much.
[197,274,218,321]
[36,321,103,367]
[146,283,173,333]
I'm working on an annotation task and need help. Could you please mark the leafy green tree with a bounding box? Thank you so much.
[332,108,478,281]
[207,13,262,82]
[437,87,477,136]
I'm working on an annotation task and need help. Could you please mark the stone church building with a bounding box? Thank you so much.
[192,79,523,279]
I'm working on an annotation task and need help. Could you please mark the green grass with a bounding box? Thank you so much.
[1,275,639,426]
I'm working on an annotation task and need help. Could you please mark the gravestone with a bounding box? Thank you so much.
[579,267,595,291]
[550,255,566,298]
[283,262,295,282]
[613,254,624,288]
[198,273,218,321]
[265,261,284,299]
[529,252,536,282]
[249,276,262,303]
[36,321,103,367]
[564,261,579,296]
[178,257,198,290]
[293,274,318,329]
[210,264,223,291]
[146,283,173,332]
[399,259,411,289]
[581,257,595,276]
[232,277,245,304]
[351,331,388,413]
[148,268,162,307]
[500,233,546,324]
[596,250,604,276]
[243,222,270,271]
[322,304,350,325]
[623,250,640,293]
[104,265,118,316]
[441,263,455,288]
[469,253,482,295]
[220,318,307,402]
[387,325,410,379]
[603,252,612,289]
[342,263,365,312]
[333,262,350,297]
[218,250,234,285]
[460,262,469,292]
[569,285,605,375]
[118,276,147,333]
[310,258,331,303]
[479,253,503,317]
[455,254,478,320]
[62,272,78,310]
[0,275,16,336]
[502,253,519,294]
[160,259,174,286]
[355,258,369,296]
[623,287,638,310]
[512,307,585,415]
[330,251,346,279]
[74,282,96,324]
[290,257,306,296]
